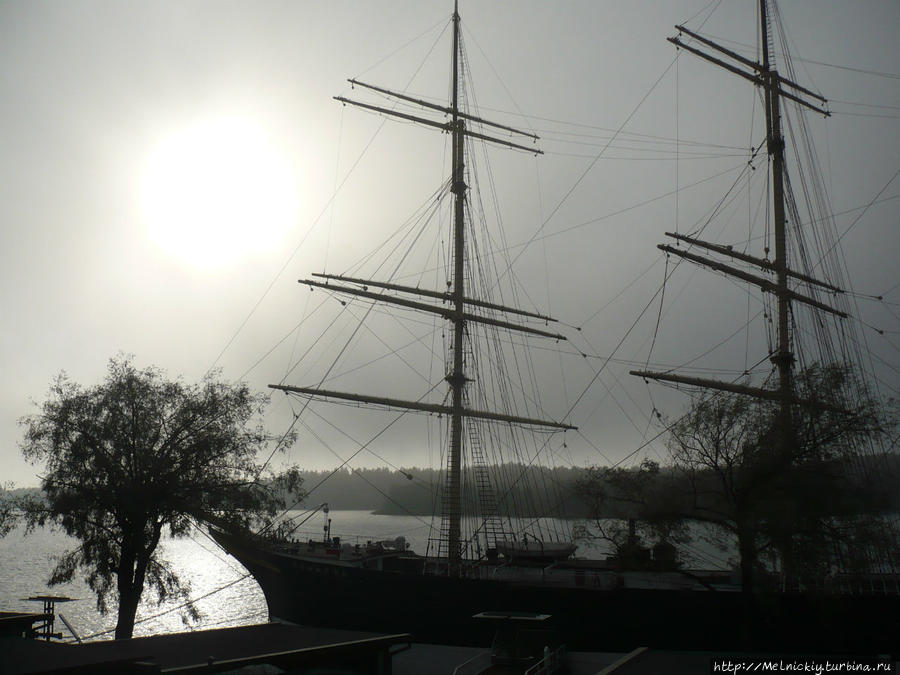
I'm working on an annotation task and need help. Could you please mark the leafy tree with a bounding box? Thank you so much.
[19,356,302,639]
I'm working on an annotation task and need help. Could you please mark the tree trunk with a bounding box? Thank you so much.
[114,523,155,640]
[115,584,141,640]
[736,522,758,648]
[737,526,756,595]
[115,541,141,640]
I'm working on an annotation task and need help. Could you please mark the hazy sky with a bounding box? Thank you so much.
[2,1,897,488]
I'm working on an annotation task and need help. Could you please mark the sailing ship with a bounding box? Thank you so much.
[211,2,899,653]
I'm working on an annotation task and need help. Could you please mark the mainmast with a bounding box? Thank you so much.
[447,0,466,568]
[632,0,834,426]
[276,2,573,572]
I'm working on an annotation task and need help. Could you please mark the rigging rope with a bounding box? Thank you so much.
[494,55,683,290]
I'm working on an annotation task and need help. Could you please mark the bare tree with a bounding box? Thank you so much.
[667,363,893,594]
[576,459,688,569]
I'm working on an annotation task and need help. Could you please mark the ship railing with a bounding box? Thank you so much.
[778,573,900,596]
[451,651,492,675]
[524,644,567,675]
[489,564,618,589]
[834,574,900,596]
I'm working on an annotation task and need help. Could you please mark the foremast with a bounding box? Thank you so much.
[273,2,574,572]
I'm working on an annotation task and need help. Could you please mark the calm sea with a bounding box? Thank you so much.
[0,510,726,643]
[0,510,574,642]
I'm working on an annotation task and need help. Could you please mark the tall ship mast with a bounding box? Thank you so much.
[633,0,835,434]
[272,1,574,571]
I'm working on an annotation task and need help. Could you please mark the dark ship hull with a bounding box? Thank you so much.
[211,526,900,654]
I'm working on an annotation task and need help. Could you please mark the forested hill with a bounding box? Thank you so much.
[292,452,900,519]
[294,465,590,518]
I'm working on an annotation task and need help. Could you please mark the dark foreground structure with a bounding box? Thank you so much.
[2,622,410,675]
[3,620,896,675]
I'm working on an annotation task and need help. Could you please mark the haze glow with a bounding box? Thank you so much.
[141,117,298,270]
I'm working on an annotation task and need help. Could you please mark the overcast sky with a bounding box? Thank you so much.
[2,1,898,488]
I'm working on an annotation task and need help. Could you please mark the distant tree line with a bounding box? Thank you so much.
[283,451,900,519]
[289,464,590,518]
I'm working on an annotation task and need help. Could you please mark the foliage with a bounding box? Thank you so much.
[19,355,302,639]
[577,364,895,585]
[666,363,893,589]
[575,459,689,568]
[0,483,19,538]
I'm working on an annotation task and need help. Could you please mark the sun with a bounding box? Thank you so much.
[141,117,298,270]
